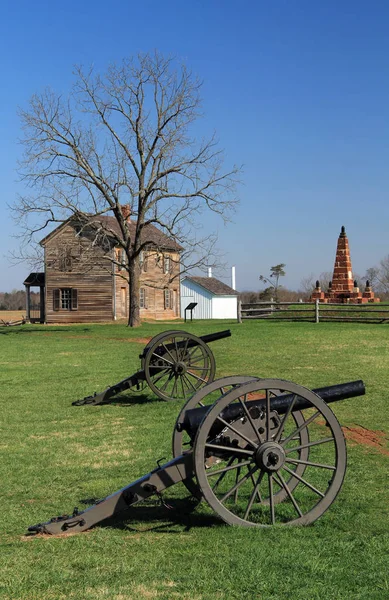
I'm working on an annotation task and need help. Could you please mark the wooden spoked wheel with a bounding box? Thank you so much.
[193,379,346,527]
[144,331,216,401]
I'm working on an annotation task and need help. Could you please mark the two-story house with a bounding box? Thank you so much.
[24,209,182,323]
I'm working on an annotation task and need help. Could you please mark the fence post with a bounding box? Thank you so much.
[237,299,242,323]
[315,299,320,323]
[270,297,274,313]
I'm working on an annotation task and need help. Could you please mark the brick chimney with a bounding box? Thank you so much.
[120,204,131,222]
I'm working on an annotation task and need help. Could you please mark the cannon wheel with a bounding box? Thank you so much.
[174,376,310,503]
[144,331,216,402]
[193,379,346,527]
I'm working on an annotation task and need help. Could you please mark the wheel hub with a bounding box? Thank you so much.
[173,361,187,375]
[255,442,285,472]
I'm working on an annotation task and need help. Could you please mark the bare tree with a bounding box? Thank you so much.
[363,259,389,296]
[299,273,315,299]
[317,271,333,293]
[11,53,240,326]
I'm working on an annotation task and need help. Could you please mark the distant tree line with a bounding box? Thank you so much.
[0,290,39,311]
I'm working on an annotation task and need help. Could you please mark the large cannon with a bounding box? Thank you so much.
[28,376,365,534]
[73,329,231,405]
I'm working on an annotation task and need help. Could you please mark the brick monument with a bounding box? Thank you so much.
[311,226,380,304]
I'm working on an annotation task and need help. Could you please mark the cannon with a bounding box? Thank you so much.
[28,376,365,534]
[73,329,231,405]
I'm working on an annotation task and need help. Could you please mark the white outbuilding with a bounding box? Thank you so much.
[180,275,238,319]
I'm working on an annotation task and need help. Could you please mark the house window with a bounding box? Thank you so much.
[163,255,171,274]
[53,288,78,311]
[140,288,147,309]
[164,288,172,310]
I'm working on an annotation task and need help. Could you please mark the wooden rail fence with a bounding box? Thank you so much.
[238,300,389,324]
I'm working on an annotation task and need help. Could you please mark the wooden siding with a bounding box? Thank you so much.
[44,225,114,323]
[114,249,180,320]
[44,225,181,323]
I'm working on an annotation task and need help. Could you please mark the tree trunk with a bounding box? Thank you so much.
[128,261,141,327]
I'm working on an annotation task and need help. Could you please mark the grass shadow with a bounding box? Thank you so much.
[82,498,223,533]
[106,392,161,406]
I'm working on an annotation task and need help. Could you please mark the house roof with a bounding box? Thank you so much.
[40,215,183,252]
[184,276,237,296]
[24,272,45,286]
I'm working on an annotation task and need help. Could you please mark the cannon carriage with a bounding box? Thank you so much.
[73,329,230,405]
[28,376,365,534]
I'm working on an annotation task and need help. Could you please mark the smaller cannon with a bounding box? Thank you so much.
[29,376,365,534]
[73,329,231,405]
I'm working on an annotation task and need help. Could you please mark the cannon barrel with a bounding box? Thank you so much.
[182,379,366,436]
[141,329,231,358]
[197,329,231,345]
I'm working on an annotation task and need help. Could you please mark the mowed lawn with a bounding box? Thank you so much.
[1,319,388,600]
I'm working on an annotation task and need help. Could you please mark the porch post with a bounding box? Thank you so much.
[40,286,45,323]
[25,286,30,321]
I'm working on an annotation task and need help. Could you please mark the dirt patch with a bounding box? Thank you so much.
[247,393,266,401]
[38,333,152,344]
[342,425,389,456]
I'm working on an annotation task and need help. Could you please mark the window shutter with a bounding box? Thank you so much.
[71,289,78,310]
[53,289,60,311]
[144,288,148,309]
[143,254,148,272]
[169,290,173,310]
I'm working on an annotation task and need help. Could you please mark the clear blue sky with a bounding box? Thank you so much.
[1,0,389,292]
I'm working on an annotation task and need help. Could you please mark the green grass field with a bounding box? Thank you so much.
[1,320,388,600]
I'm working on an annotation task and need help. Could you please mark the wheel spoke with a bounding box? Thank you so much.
[215,415,259,449]
[281,411,321,447]
[285,436,334,454]
[183,374,197,392]
[187,355,207,366]
[211,456,236,491]
[274,394,297,442]
[186,371,208,384]
[205,443,254,457]
[206,459,252,478]
[151,352,174,366]
[268,474,275,524]
[234,460,242,503]
[180,376,187,399]
[247,466,263,503]
[285,457,336,470]
[161,342,177,363]
[180,337,190,362]
[283,465,325,498]
[174,337,180,361]
[244,470,265,520]
[274,472,303,517]
[219,465,258,504]
[171,376,178,399]
[159,371,175,393]
[150,370,171,387]
[238,395,264,443]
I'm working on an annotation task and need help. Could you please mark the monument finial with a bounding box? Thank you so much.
[340,225,346,237]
